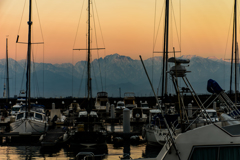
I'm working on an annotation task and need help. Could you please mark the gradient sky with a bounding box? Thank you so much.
[0,0,235,64]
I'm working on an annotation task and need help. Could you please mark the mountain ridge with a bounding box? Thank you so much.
[0,53,235,98]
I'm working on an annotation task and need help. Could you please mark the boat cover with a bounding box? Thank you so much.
[207,79,223,94]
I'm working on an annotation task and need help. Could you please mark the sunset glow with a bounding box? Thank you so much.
[0,0,236,64]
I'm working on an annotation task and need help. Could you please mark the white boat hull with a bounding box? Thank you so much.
[145,127,166,146]
[10,119,48,134]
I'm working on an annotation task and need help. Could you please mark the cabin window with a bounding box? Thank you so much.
[190,147,218,160]
[190,145,240,160]
[219,146,240,160]
[35,113,42,120]
[17,113,24,120]
[125,100,133,105]
[12,108,20,111]
[30,112,34,117]
[100,101,107,106]
[141,104,148,107]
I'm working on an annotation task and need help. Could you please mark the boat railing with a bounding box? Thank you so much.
[97,92,108,98]
[124,92,135,98]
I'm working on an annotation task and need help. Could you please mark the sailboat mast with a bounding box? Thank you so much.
[26,0,32,112]
[164,0,170,95]
[6,38,9,102]
[161,0,170,99]
[234,0,237,103]
[87,0,92,109]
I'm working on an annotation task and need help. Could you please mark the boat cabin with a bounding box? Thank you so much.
[116,101,125,109]
[95,92,109,110]
[124,92,136,106]
[15,104,46,121]
[199,109,219,122]
[11,104,22,115]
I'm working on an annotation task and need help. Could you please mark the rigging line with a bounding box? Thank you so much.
[15,43,17,95]
[153,0,157,51]
[85,21,88,98]
[153,0,165,51]
[90,48,93,99]
[34,0,45,97]
[72,51,74,97]
[92,59,99,92]
[157,63,164,96]
[91,1,103,91]
[17,0,27,35]
[104,51,106,92]
[32,26,40,97]
[179,0,181,52]
[152,0,157,86]
[72,0,86,49]
[224,10,234,90]
[171,1,181,51]
[72,0,86,97]
[238,2,240,36]
[77,61,87,97]
[31,47,40,97]
[93,0,107,91]
[170,0,173,51]
[20,56,27,94]
[34,0,44,41]
[42,42,44,97]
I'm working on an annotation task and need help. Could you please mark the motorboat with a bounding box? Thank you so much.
[124,92,137,107]
[116,101,125,109]
[116,92,137,117]
[68,110,107,148]
[140,101,150,115]
[94,92,109,110]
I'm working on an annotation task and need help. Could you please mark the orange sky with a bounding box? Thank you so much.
[0,0,236,64]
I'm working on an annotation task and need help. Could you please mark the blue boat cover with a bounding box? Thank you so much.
[207,79,223,94]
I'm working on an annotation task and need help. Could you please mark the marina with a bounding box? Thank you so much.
[1,0,240,159]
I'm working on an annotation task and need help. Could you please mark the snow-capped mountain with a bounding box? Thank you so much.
[0,54,236,97]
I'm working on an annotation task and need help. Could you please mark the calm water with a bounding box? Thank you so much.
[0,143,161,160]
[0,122,160,159]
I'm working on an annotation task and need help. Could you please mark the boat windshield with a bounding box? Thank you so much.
[206,112,217,118]
[35,113,43,120]
[117,103,124,106]
[16,113,24,120]
[141,104,148,107]
[100,101,107,106]
[12,108,20,111]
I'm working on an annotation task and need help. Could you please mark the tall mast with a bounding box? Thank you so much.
[26,0,32,112]
[87,0,92,112]
[234,0,237,103]
[161,0,170,100]
[6,38,9,102]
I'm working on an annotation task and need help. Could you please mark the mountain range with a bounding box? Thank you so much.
[0,53,237,98]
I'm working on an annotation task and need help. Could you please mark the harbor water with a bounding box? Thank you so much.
[0,143,161,160]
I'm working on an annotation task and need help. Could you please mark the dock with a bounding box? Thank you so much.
[40,127,66,147]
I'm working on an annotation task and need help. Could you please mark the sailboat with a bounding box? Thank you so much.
[10,0,48,136]
[143,0,181,146]
[68,0,107,149]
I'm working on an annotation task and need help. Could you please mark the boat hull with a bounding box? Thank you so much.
[145,127,165,146]
[10,119,48,134]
